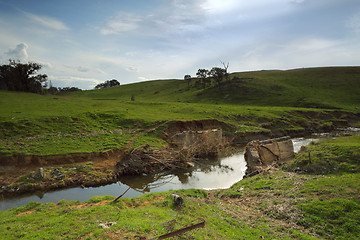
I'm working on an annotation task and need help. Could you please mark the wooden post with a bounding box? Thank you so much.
[308,151,311,164]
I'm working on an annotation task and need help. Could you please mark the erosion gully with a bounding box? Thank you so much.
[1,128,358,211]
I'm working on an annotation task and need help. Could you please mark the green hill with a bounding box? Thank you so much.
[0,67,359,157]
[70,67,360,110]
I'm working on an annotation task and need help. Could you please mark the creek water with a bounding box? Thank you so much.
[1,129,358,211]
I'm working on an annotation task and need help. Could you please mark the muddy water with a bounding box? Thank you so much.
[0,131,357,211]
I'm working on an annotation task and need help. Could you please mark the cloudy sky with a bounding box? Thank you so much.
[0,0,359,89]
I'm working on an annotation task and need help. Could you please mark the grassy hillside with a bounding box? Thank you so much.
[1,67,359,157]
[70,67,360,110]
[0,90,316,156]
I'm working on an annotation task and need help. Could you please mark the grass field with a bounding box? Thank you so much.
[1,135,359,239]
[0,67,359,157]
[1,67,360,239]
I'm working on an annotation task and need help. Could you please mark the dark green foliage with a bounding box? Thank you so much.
[209,66,227,88]
[57,86,82,93]
[196,68,210,89]
[0,60,47,93]
[95,79,120,89]
[184,74,191,88]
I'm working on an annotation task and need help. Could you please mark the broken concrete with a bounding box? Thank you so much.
[244,136,294,173]
[168,129,222,149]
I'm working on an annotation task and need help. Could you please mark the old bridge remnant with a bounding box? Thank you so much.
[244,136,294,173]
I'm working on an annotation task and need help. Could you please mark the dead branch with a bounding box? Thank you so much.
[146,154,174,168]
[112,186,131,203]
[156,221,205,239]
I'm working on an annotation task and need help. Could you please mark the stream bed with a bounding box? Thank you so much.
[1,129,358,211]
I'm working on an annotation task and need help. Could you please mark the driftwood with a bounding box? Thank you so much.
[146,154,174,168]
[112,186,131,203]
[155,221,205,240]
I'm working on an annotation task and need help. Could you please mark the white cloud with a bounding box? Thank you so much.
[37,61,53,69]
[49,75,101,89]
[76,66,90,72]
[289,0,305,4]
[100,1,207,36]
[100,12,141,35]
[126,66,138,72]
[347,11,360,34]
[5,43,28,61]
[287,38,339,52]
[25,12,70,31]
[202,0,239,13]
[138,76,149,81]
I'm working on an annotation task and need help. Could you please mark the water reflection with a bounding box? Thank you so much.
[292,138,319,153]
[1,134,337,211]
[0,150,247,211]
[117,150,246,194]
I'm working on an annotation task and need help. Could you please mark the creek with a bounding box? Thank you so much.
[1,129,358,211]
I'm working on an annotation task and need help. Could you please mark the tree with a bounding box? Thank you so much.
[209,67,226,88]
[47,80,58,94]
[184,74,191,88]
[220,61,230,82]
[95,79,120,89]
[0,60,48,93]
[196,69,209,89]
[59,87,82,93]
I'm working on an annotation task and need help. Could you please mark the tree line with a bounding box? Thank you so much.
[184,62,230,89]
[0,60,121,94]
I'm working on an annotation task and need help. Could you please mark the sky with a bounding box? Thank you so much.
[0,0,359,89]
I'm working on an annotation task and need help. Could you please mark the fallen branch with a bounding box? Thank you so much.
[146,154,174,168]
[156,221,205,239]
[112,186,131,203]
[130,144,149,154]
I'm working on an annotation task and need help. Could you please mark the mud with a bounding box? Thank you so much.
[0,150,122,167]
[1,110,359,197]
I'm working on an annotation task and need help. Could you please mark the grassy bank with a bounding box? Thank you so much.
[1,135,359,239]
[1,90,357,157]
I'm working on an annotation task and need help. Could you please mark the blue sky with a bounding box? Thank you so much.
[0,0,359,89]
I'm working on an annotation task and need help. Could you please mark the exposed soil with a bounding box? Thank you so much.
[1,111,359,198]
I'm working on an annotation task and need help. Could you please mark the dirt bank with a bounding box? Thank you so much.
[1,110,359,197]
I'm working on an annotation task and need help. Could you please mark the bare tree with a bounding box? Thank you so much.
[220,61,230,82]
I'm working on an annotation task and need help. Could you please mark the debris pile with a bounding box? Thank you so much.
[116,129,225,177]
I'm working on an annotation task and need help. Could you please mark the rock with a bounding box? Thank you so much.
[51,168,64,180]
[76,165,85,170]
[170,193,184,207]
[57,174,64,180]
[243,169,262,178]
[32,168,44,180]
[98,222,117,229]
